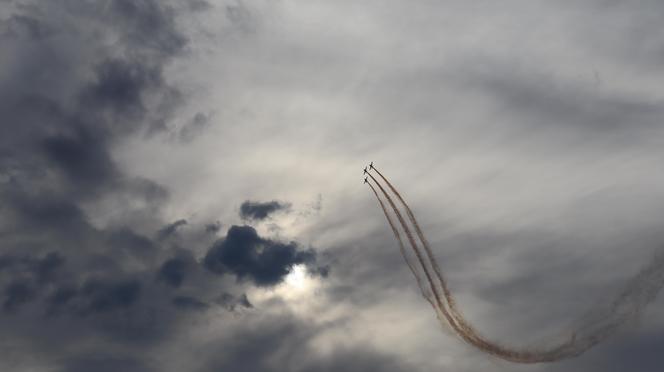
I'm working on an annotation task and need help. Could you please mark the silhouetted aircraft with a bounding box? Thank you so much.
[364,177,368,184]
[369,162,374,170]
[363,167,368,174]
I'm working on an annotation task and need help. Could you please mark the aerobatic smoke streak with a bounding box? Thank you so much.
[372,168,456,307]
[367,166,664,363]
[373,168,509,345]
[366,173,461,333]
[372,168,486,341]
[366,182,435,308]
[371,168,577,362]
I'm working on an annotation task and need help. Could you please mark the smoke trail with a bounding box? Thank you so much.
[366,182,435,309]
[366,173,461,333]
[372,168,458,313]
[369,169,578,361]
[367,167,664,363]
[371,168,486,342]
[570,252,664,352]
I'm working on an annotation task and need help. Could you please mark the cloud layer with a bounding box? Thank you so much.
[3,0,664,371]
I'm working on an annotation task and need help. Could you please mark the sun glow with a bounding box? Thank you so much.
[250,264,322,314]
[285,264,309,291]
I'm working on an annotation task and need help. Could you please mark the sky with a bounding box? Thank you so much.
[2,0,664,371]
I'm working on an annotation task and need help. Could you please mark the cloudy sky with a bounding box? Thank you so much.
[2,0,664,371]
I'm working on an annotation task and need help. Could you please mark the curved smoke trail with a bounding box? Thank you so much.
[366,181,435,309]
[368,166,664,363]
[366,173,460,332]
[369,170,576,362]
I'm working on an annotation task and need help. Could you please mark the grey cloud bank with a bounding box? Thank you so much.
[0,1,329,371]
[3,0,664,371]
[240,200,291,220]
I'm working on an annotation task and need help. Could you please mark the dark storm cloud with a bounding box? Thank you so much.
[216,292,253,311]
[106,228,157,263]
[239,200,290,220]
[157,219,188,240]
[2,188,91,235]
[0,1,347,371]
[41,277,142,316]
[205,221,222,234]
[3,281,36,312]
[0,251,66,312]
[81,59,161,117]
[31,252,66,282]
[204,225,320,286]
[172,295,209,311]
[79,278,141,314]
[2,13,50,40]
[41,127,117,192]
[59,355,156,372]
[157,254,191,288]
[0,0,227,369]
[0,0,184,247]
[47,285,78,309]
[0,251,65,283]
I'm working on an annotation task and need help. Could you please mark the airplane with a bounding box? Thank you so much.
[363,167,368,174]
[369,162,374,170]
[363,177,368,184]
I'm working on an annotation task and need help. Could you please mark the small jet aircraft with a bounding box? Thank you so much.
[363,167,368,174]
[369,162,374,170]
[364,177,368,184]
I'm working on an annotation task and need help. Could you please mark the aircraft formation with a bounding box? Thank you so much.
[362,162,374,184]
